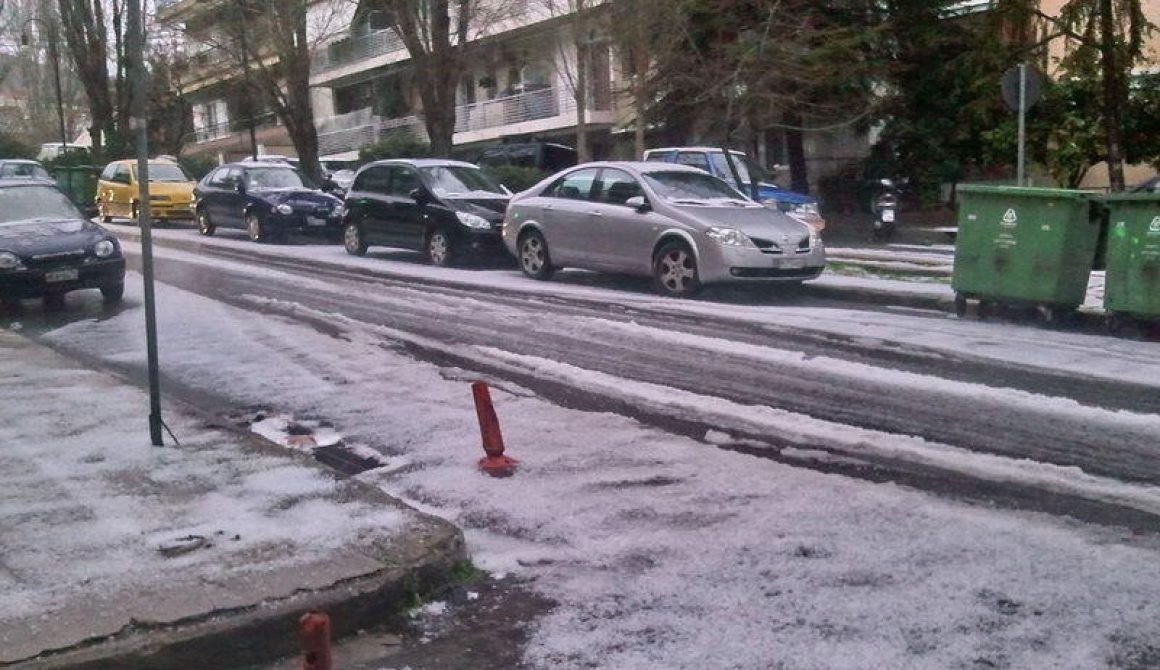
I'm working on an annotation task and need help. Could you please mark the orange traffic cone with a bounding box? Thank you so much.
[472,381,518,476]
[299,611,332,670]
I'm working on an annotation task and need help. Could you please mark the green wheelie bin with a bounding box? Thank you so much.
[50,165,101,218]
[1098,193,1160,330]
[952,185,1101,322]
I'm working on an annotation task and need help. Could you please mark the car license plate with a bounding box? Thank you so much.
[780,259,807,269]
[307,216,326,226]
[882,209,896,223]
[45,268,78,283]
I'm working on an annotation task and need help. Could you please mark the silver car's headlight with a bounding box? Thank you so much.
[456,211,491,230]
[705,227,755,247]
[274,203,294,215]
[94,239,117,258]
[0,251,21,270]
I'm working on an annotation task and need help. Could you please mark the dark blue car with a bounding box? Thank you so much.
[194,161,344,243]
[0,180,125,309]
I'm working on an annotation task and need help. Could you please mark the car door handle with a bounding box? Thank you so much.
[589,210,603,217]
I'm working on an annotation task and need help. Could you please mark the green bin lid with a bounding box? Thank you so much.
[1093,192,1160,203]
[957,184,1092,200]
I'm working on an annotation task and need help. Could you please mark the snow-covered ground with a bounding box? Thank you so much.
[0,330,414,663]
[14,267,1160,669]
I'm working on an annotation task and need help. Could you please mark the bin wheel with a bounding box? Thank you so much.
[1037,305,1073,327]
[977,300,993,320]
[1106,313,1125,335]
[954,294,968,318]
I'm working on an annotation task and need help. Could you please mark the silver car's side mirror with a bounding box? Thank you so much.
[625,195,650,212]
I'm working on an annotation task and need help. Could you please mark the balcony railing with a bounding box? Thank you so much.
[315,86,611,156]
[311,29,406,74]
[454,87,563,134]
[317,113,426,156]
[192,112,280,144]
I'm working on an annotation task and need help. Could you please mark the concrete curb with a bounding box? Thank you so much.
[3,332,469,670]
[22,525,465,670]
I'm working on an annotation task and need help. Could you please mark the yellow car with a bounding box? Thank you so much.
[96,159,196,223]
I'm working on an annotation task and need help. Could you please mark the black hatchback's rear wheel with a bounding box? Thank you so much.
[344,222,367,256]
[653,240,701,297]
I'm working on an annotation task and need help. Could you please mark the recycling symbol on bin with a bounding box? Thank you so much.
[1000,208,1019,227]
[1150,216,1160,233]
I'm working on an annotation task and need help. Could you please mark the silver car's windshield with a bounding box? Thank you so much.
[643,171,753,204]
[0,185,84,225]
[421,166,506,197]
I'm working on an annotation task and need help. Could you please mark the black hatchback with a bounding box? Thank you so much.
[194,161,344,243]
[0,180,125,308]
[341,159,510,266]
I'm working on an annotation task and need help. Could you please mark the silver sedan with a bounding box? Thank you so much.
[502,161,825,296]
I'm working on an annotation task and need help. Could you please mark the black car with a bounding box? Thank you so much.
[0,180,125,308]
[194,161,344,243]
[474,142,577,173]
[341,159,510,266]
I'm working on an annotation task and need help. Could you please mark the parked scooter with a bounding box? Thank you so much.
[870,178,899,242]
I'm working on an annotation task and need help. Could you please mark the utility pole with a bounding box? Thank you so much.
[128,0,165,447]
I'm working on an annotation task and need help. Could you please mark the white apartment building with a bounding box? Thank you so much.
[159,0,618,163]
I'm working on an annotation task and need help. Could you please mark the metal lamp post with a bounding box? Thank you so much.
[20,17,69,150]
[127,0,166,447]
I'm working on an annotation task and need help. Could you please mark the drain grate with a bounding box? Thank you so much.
[312,445,387,476]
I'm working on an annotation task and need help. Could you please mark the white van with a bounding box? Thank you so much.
[36,142,86,162]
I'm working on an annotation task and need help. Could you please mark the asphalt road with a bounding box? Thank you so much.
[8,229,1160,530]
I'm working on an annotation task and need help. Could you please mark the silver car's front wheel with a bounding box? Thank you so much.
[518,230,554,280]
[653,241,701,297]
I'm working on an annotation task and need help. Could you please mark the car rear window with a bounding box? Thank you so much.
[146,163,192,182]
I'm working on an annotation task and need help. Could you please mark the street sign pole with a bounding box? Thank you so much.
[1002,63,1041,188]
[128,0,163,446]
[1017,63,1027,187]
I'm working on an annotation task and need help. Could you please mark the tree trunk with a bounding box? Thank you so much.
[1099,0,1126,191]
[575,35,589,162]
[633,73,646,159]
[57,0,113,163]
[785,113,809,194]
[416,52,459,157]
[385,0,464,157]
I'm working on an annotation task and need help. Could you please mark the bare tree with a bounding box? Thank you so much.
[608,0,680,158]
[166,0,349,180]
[367,0,518,157]
[57,0,125,162]
[368,0,471,157]
[538,0,607,162]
